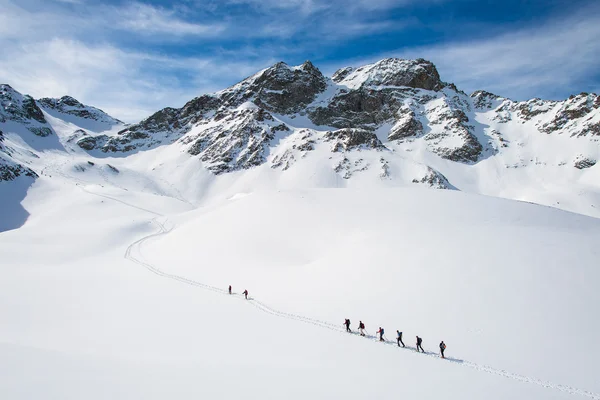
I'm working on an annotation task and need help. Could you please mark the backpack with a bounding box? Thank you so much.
[441,342,446,350]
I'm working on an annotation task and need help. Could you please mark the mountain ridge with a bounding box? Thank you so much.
[0,57,599,220]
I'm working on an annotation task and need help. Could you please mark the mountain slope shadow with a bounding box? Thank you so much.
[0,176,35,232]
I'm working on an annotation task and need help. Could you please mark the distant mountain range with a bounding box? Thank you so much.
[1,58,599,218]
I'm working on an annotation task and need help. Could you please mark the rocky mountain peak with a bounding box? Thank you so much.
[334,58,444,91]
[217,60,327,114]
[332,67,355,83]
[470,90,505,109]
[0,84,49,133]
[37,95,122,125]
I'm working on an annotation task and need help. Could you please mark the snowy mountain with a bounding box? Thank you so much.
[2,59,600,400]
[39,57,597,217]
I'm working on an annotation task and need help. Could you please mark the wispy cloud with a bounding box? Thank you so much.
[116,2,225,37]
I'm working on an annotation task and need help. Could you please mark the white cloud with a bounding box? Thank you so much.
[116,2,225,37]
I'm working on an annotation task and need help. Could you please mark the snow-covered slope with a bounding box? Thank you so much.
[1,179,599,399]
[0,84,125,230]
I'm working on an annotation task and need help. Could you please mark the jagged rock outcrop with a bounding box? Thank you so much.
[37,96,122,125]
[216,61,326,114]
[0,84,53,137]
[574,157,596,169]
[471,90,502,109]
[309,88,402,128]
[182,107,278,174]
[333,58,444,91]
[324,128,386,152]
[412,167,452,189]
[0,128,38,181]
[389,107,423,140]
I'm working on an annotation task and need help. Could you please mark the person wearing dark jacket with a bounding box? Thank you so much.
[228,285,232,295]
[358,321,365,336]
[416,336,424,353]
[440,341,446,358]
[344,319,351,333]
[242,289,248,299]
[396,330,405,347]
[377,327,385,341]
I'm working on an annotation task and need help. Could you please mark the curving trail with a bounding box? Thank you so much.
[68,178,599,400]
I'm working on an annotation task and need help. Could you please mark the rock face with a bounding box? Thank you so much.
[224,61,327,114]
[324,128,385,152]
[68,57,599,183]
[183,107,278,174]
[332,58,444,91]
[0,84,53,137]
[574,157,596,169]
[0,127,38,181]
[38,96,122,125]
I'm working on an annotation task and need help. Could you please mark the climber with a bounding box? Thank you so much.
[243,289,248,299]
[358,321,365,336]
[440,341,446,358]
[377,327,385,341]
[416,336,424,353]
[228,285,232,295]
[344,319,351,333]
[396,330,405,347]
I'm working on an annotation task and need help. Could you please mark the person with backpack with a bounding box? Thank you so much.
[439,341,446,358]
[358,321,365,336]
[416,336,424,353]
[242,289,248,299]
[377,327,385,341]
[344,319,351,333]
[396,330,405,347]
[228,285,232,295]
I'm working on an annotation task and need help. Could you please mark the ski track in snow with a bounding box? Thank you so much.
[62,172,600,400]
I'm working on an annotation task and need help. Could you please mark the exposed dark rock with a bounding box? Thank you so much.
[37,96,121,123]
[388,109,423,140]
[271,123,290,132]
[324,128,386,152]
[22,96,47,123]
[245,61,327,114]
[0,160,38,181]
[332,67,354,82]
[470,90,502,109]
[336,58,444,91]
[77,135,109,151]
[574,158,596,169]
[412,167,452,189]
[187,109,276,174]
[309,88,400,128]
[576,122,600,137]
[28,127,53,137]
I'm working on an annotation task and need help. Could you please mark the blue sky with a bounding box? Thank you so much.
[1,0,599,122]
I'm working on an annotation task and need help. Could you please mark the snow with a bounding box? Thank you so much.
[2,171,600,399]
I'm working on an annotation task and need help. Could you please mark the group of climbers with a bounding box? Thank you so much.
[344,319,447,358]
[227,286,448,359]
